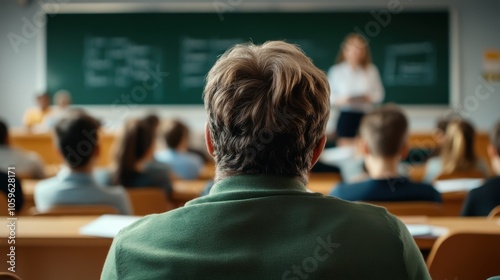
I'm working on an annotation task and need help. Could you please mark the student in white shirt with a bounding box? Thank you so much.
[327,33,384,147]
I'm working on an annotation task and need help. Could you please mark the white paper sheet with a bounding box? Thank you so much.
[405,224,448,237]
[435,178,484,193]
[79,215,142,238]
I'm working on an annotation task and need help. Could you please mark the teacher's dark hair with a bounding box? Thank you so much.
[204,41,330,183]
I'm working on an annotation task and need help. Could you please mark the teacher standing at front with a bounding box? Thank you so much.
[328,33,385,147]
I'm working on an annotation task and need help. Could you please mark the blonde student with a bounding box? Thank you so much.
[423,118,489,183]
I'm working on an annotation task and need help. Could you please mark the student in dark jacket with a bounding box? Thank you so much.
[462,120,500,216]
[330,105,441,202]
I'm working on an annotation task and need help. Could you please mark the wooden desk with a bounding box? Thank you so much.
[21,176,468,216]
[1,216,498,280]
[0,216,111,280]
[9,130,116,167]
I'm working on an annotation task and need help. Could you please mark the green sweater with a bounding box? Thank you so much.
[101,175,430,279]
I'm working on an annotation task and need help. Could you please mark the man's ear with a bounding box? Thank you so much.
[310,135,327,168]
[359,138,370,156]
[205,122,215,158]
[400,143,409,159]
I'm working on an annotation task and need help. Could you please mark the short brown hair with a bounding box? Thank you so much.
[360,105,408,157]
[492,121,500,156]
[163,119,189,149]
[204,41,330,183]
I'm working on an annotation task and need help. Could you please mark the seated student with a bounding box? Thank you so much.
[45,90,72,128]
[102,41,430,279]
[423,118,489,183]
[23,92,52,131]
[330,106,441,202]
[34,110,132,214]
[155,119,204,179]
[0,172,24,212]
[0,119,45,179]
[462,121,500,216]
[95,117,172,195]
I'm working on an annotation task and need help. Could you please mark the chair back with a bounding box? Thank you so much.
[364,201,443,216]
[127,187,172,215]
[31,205,119,216]
[488,206,500,219]
[427,232,500,280]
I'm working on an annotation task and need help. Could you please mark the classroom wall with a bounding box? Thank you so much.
[1,0,499,134]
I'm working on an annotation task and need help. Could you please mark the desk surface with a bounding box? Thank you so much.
[1,216,499,251]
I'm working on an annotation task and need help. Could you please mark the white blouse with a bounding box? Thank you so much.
[327,62,385,111]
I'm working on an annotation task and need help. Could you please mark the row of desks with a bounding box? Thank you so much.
[16,173,467,216]
[1,215,499,280]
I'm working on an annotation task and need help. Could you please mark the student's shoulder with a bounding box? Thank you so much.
[336,180,372,190]
[34,176,60,192]
[470,177,500,196]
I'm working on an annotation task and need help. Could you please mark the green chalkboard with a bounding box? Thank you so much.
[46,12,449,105]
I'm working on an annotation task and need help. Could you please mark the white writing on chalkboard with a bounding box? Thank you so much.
[83,36,162,90]
[383,42,436,86]
[180,37,244,90]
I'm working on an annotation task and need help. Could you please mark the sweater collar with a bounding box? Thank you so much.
[209,174,307,195]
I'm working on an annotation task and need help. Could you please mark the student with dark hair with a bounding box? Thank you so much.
[34,110,131,214]
[102,41,430,279]
[95,117,172,195]
[155,119,204,179]
[462,121,500,216]
[423,118,489,183]
[0,119,45,179]
[330,105,441,202]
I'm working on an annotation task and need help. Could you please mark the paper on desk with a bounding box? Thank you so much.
[79,215,142,238]
[434,179,483,193]
[405,224,448,237]
[320,147,357,165]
